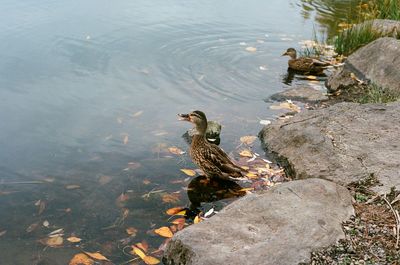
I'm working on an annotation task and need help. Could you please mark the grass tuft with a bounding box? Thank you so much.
[357,83,400,104]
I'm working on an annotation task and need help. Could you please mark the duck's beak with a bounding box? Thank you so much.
[178,113,190,121]
[281,51,288,56]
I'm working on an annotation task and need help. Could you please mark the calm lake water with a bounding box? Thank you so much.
[0,0,358,264]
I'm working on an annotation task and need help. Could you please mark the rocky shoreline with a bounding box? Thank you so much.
[163,25,400,264]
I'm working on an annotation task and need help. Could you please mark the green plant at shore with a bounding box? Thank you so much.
[357,83,400,104]
[332,21,383,56]
[361,0,400,20]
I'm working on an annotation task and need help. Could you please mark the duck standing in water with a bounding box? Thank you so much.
[282,47,330,74]
[178,110,245,180]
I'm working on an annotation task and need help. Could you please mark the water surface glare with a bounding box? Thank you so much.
[0,0,347,263]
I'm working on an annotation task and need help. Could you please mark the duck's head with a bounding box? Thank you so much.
[282,48,297,59]
[178,110,208,134]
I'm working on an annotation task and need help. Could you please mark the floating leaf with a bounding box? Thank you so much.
[98,175,112,185]
[83,252,109,261]
[171,218,185,225]
[41,235,63,247]
[132,246,146,259]
[132,110,143,117]
[162,193,180,203]
[143,256,160,265]
[126,227,138,236]
[43,220,49,227]
[142,179,151,185]
[69,253,94,265]
[66,185,80,190]
[245,46,257,52]
[67,236,82,243]
[0,230,7,237]
[305,75,317,80]
[240,136,257,145]
[154,226,173,238]
[166,207,185,215]
[123,135,129,145]
[26,223,39,233]
[135,241,149,252]
[239,150,253,158]
[168,146,185,155]
[180,169,196,177]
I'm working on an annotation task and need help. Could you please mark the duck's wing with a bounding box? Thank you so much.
[206,144,246,177]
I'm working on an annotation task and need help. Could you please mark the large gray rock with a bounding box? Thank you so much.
[164,178,354,265]
[260,102,400,194]
[327,37,400,94]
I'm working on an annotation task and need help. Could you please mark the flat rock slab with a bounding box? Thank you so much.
[327,37,400,94]
[164,178,354,265]
[260,102,400,194]
[270,87,328,103]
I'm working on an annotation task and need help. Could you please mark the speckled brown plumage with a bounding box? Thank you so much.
[282,48,330,74]
[178,110,245,180]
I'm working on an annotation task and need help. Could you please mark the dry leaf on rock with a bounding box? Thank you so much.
[69,253,94,265]
[180,169,196,177]
[270,101,300,113]
[154,226,173,238]
[83,252,109,261]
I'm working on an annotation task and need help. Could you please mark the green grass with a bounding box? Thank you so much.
[357,83,400,103]
[362,0,400,20]
[333,21,383,56]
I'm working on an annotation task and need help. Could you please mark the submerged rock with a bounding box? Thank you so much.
[260,101,400,194]
[270,86,328,103]
[163,178,354,265]
[327,37,400,95]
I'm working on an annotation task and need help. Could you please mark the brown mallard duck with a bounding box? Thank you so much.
[282,48,330,74]
[178,110,245,180]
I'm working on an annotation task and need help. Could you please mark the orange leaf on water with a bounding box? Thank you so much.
[168,146,185,155]
[83,252,109,261]
[154,226,173,238]
[143,256,160,265]
[166,207,185,215]
[180,169,196,177]
[126,227,138,236]
[135,241,149,252]
[69,253,94,265]
[171,218,185,225]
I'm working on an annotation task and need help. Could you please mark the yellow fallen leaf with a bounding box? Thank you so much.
[168,146,185,155]
[135,242,149,252]
[65,185,80,190]
[131,246,146,259]
[241,166,250,170]
[246,172,258,179]
[143,255,160,265]
[154,226,173,238]
[245,46,257,52]
[83,252,109,261]
[180,169,196,177]
[69,253,94,265]
[166,207,185,215]
[126,227,138,236]
[194,216,201,224]
[239,150,253,158]
[67,236,82,243]
[240,187,254,192]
